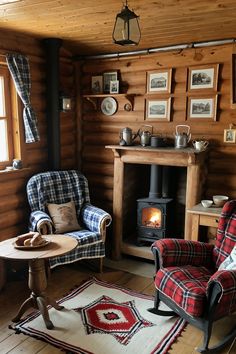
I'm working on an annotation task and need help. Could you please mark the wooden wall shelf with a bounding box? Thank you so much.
[82,93,135,111]
[106,145,208,260]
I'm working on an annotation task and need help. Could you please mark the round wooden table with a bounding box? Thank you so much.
[0,234,78,329]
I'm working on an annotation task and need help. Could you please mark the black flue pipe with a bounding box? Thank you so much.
[149,136,162,198]
[43,38,62,170]
[148,136,171,198]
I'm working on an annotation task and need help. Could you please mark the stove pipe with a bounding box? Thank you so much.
[148,136,171,198]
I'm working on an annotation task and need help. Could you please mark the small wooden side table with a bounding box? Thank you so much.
[186,204,222,242]
[0,234,77,329]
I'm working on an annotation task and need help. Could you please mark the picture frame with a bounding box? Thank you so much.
[103,71,118,93]
[110,80,119,94]
[146,69,172,93]
[91,75,103,94]
[224,129,236,143]
[187,96,217,120]
[188,64,219,91]
[145,98,171,121]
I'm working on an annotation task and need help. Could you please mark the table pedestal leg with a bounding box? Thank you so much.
[12,259,63,329]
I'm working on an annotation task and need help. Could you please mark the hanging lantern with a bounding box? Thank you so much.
[59,92,72,112]
[112,0,141,46]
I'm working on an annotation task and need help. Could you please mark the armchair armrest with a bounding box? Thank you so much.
[29,210,53,235]
[81,204,112,240]
[207,270,236,317]
[151,238,214,270]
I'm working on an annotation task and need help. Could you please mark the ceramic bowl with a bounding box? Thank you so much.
[201,200,213,208]
[213,195,229,207]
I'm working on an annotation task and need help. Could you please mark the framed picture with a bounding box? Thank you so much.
[146,69,172,93]
[187,96,217,120]
[145,98,171,121]
[224,129,236,143]
[103,71,118,93]
[91,75,103,94]
[188,64,219,91]
[110,80,119,94]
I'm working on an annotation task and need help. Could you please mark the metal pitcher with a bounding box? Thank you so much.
[174,125,191,148]
[119,127,138,146]
[139,125,153,146]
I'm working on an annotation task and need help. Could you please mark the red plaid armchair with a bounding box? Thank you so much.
[149,200,236,353]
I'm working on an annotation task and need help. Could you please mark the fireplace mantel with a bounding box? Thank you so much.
[106,145,207,260]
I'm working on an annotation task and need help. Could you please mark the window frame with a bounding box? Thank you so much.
[0,62,23,171]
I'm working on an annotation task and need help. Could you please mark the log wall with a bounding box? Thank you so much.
[78,44,236,239]
[0,30,77,242]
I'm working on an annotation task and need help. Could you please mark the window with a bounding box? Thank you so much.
[0,64,22,170]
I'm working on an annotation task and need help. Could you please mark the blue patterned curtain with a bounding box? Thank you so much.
[6,53,40,143]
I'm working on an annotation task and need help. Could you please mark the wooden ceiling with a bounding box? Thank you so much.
[0,0,236,56]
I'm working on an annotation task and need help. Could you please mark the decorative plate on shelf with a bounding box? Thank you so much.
[101,97,117,116]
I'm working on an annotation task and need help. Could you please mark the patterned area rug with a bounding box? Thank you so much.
[13,278,186,354]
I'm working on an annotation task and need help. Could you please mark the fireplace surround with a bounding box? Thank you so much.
[106,145,207,260]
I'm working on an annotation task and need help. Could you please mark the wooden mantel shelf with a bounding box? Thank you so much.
[106,145,208,260]
[106,145,206,166]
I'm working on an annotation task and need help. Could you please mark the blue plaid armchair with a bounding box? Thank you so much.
[26,170,112,270]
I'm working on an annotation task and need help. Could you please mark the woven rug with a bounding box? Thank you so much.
[14,278,186,354]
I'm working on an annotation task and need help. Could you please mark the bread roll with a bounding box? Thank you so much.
[23,239,32,246]
[30,233,45,246]
[16,232,39,246]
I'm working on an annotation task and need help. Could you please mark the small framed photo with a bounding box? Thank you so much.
[146,69,172,93]
[187,96,217,120]
[145,98,171,121]
[103,71,118,93]
[188,64,219,91]
[110,80,119,94]
[91,75,103,94]
[224,129,236,143]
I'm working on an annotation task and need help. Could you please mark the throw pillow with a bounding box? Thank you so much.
[218,245,236,271]
[47,201,81,233]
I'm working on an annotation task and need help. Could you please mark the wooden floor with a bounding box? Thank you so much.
[0,260,235,354]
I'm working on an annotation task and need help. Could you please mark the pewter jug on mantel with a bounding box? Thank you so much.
[174,125,191,148]
[119,127,137,146]
[138,124,153,146]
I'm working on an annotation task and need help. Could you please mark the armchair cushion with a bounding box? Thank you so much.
[155,265,213,317]
[151,238,214,269]
[47,200,81,233]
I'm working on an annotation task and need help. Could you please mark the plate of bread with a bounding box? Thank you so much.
[14,232,50,249]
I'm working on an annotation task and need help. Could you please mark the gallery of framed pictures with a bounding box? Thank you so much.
[187,95,218,120]
[188,64,219,92]
[145,98,171,121]
[146,69,172,94]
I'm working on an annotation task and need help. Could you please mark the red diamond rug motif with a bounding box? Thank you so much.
[76,295,154,344]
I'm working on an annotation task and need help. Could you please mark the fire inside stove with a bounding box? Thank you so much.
[142,207,162,228]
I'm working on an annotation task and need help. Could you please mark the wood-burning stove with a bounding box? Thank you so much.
[137,196,173,244]
[137,137,174,244]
